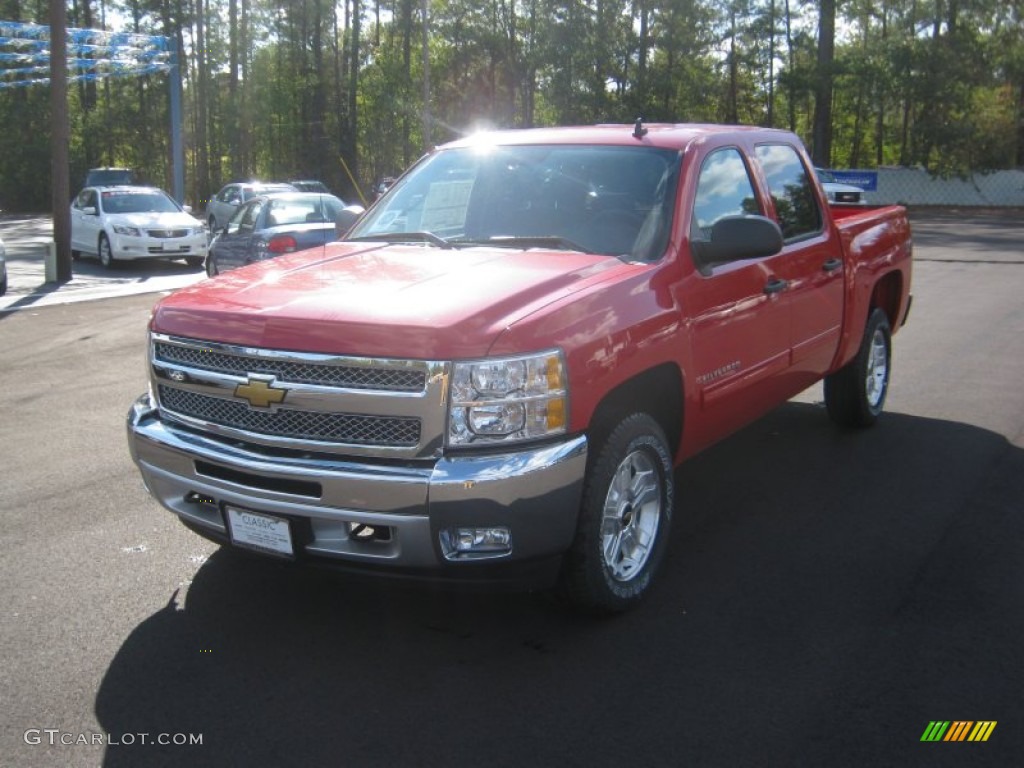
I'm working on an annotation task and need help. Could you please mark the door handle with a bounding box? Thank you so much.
[763,278,788,295]
[823,258,842,272]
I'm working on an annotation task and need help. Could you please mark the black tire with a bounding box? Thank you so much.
[0,273,6,297]
[558,413,674,614]
[205,256,218,278]
[185,255,204,268]
[98,233,115,269]
[825,307,892,428]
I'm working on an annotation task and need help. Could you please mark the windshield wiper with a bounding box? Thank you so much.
[451,235,589,253]
[346,231,452,249]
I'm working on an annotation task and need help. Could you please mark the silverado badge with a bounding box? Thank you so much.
[234,377,287,409]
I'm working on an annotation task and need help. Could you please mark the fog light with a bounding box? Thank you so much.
[440,526,512,560]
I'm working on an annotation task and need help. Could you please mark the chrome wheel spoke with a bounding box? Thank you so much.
[600,449,662,582]
[865,330,888,406]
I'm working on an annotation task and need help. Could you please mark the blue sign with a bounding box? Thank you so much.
[829,170,878,191]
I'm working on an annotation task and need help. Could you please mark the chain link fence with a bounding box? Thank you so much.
[854,168,1024,207]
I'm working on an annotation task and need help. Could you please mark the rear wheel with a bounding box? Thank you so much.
[558,413,674,614]
[98,234,115,269]
[825,307,892,428]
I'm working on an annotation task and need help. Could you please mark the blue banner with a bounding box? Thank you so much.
[829,170,878,191]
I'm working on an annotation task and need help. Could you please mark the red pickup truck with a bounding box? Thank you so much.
[128,123,912,613]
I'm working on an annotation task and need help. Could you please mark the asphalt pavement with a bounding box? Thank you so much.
[0,213,205,313]
[1,209,1022,768]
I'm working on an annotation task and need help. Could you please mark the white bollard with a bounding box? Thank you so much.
[45,240,58,282]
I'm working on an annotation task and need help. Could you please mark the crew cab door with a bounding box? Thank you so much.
[753,143,845,383]
[684,146,793,441]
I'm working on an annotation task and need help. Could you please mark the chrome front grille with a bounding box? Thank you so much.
[151,334,448,459]
[154,341,426,392]
[148,228,190,238]
[158,386,421,446]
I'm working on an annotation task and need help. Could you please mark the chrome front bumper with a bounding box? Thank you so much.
[127,394,587,583]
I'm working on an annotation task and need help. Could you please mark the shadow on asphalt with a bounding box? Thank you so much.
[94,404,1023,766]
[0,256,202,316]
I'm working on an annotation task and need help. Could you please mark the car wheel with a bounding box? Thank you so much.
[98,233,115,268]
[558,413,674,614]
[0,273,6,296]
[825,307,892,428]
[185,256,204,268]
[205,256,218,278]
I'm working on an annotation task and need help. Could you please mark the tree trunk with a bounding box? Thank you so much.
[811,0,836,166]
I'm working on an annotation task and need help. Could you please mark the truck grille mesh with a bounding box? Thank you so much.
[154,341,426,392]
[158,385,421,446]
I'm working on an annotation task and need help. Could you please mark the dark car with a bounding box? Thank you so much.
[84,167,137,188]
[205,181,297,231]
[206,192,346,276]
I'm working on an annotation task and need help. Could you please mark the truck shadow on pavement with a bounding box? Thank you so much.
[94,403,1024,767]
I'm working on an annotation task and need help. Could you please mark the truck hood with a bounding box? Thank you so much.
[152,241,630,358]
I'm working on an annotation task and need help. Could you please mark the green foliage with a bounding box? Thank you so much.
[0,0,1022,212]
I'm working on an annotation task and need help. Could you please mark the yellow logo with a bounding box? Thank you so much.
[234,377,287,409]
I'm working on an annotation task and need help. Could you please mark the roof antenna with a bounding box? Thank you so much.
[632,117,648,139]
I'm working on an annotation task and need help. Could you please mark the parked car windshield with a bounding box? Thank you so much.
[348,144,680,261]
[101,190,181,214]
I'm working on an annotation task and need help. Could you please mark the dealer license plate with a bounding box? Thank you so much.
[225,506,294,557]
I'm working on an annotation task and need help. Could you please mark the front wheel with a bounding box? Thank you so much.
[558,413,674,614]
[98,233,115,269]
[825,307,892,428]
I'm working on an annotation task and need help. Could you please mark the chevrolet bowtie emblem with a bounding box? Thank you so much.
[234,377,287,409]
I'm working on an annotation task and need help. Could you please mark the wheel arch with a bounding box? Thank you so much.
[870,270,904,329]
[586,362,684,465]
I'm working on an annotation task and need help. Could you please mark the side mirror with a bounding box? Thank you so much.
[692,215,783,274]
[335,205,366,239]
[82,206,97,216]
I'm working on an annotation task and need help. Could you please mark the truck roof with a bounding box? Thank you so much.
[442,122,799,152]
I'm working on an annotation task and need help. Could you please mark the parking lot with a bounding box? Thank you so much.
[0,213,204,312]
[1,210,1022,767]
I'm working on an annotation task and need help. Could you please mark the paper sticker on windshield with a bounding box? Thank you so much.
[420,180,474,232]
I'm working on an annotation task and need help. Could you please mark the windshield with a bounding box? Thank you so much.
[101,190,181,214]
[348,144,680,261]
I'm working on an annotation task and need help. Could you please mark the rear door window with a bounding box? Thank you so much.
[753,144,823,240]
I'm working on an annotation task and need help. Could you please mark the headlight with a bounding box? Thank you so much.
[112,224,142,236]
[448,350,568,447]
